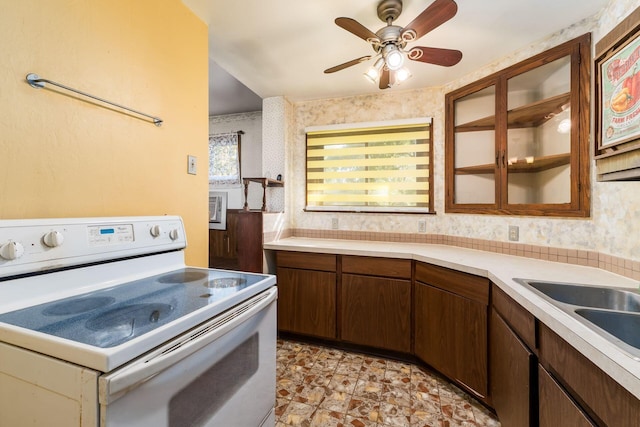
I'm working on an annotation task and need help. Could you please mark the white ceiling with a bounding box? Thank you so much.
[184,0,609,116]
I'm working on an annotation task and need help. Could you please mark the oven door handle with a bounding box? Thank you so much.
[99,286,277,404]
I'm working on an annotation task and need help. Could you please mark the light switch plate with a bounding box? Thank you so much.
[187,155,197,175]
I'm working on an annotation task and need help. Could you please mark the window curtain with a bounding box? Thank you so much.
[209,132,241,186]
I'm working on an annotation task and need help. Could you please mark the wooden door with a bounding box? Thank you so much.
[490,309,536,427]
[538,365,595,427]
[340,274,411,353]
[276,267,336,339]
[414,281,488,398]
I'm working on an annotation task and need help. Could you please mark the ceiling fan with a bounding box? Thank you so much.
[324,0,462,89]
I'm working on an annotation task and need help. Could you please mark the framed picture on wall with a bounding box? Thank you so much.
[595,10,640,156]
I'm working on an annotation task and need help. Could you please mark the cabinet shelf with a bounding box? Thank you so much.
[455,153,570,175]
[455,93,570,132]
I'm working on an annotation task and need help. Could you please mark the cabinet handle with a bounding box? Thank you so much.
[495,153,499,167]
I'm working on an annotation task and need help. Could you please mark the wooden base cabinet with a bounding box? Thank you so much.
[490,285,538,427]
[208,211,239,269]
[341,274,411,353]
[275,252,337,339]
[539,324,640,426]
[414,263,489,401]
[490,309,536,427]
[538,365,595,427]
[209,210,263,273]
[340,256,412,353]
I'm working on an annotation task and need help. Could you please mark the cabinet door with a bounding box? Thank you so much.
[415,282,488,399]
[209,211,239,270]
[447,82,499,208]
[340,274,411,353]
[490,309,535,427]
[538,365,595,427]
[236,211,263,273]
[276,267,336,339]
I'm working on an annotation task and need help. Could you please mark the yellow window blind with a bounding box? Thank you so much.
[306,120,432,212]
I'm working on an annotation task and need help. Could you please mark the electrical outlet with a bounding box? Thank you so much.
[331,217,339,230]
[508,225,519,241]
[187,155,197,175]
[418,220,426,233]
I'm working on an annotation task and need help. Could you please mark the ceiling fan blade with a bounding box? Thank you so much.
[408,46,462,67]
[401,0,458,41]
[335,17,380,43]
[379,68,391,89]
[324,56,372,74]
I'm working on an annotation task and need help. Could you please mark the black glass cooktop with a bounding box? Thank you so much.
[0,268,268,348]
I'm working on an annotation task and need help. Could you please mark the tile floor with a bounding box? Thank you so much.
[275,339,501,427]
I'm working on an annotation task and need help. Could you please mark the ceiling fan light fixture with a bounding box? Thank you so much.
[383,44,404,70]
[395,67,411,83]
[364,57,385,83]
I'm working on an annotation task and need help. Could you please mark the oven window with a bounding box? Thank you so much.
[168,333,259,426]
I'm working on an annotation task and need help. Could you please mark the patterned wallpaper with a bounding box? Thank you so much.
[267,0,640,263]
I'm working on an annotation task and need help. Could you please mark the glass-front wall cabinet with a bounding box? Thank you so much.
[446,34,590,217]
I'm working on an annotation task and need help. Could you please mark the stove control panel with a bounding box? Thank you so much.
[0,216,186,278]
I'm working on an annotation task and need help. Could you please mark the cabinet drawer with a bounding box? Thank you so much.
[342,256,411,279]
[276,251,336,272]
[538,364,595,427]
[539,324,640,426]
[492,284,537,351]
[415,262,489,305]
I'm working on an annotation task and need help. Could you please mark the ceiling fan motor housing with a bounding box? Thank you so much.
[377,0,403,24]
[374,25,406,52]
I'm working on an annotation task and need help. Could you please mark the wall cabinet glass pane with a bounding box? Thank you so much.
[454,85,496,204]
[445,34,590,217]
[507,56,572,205]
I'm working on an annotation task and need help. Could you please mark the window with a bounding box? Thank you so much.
[209,132,241,186]
[305,118,433,213]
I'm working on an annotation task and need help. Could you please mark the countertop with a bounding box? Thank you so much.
[264,237,640,398]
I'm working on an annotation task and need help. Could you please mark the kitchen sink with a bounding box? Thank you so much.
[515,278,640,359]
[523,280,640,312]
[575,309,640,350]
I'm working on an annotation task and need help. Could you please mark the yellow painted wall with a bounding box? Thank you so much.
[0,0,209,266]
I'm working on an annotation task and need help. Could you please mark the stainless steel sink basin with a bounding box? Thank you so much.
[523,280,640,313]
[515,278,640,359]
[575,309,640,350]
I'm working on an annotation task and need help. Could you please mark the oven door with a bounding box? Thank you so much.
[99,287,277,427]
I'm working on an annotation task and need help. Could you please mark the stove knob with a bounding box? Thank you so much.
[169,229,179,241]
[150,225,162,238]
[43,231,64,248]
[0,241,25,260]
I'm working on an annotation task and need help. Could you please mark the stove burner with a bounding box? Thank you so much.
[205,277,246,289]
[157,270,208,284]
[43,296,116,316]
[86,303,174,332]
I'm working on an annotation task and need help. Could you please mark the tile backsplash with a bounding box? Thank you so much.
[263,228,640,281]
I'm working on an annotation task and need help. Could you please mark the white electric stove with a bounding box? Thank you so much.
[0,216,277,427]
